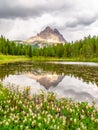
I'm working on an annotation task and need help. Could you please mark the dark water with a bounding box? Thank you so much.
[0,61,98,105]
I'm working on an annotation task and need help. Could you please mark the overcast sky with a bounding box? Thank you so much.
[0,0,98,42]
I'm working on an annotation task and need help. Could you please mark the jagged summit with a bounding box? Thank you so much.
[25,26,66,44]
[44,26,52,31]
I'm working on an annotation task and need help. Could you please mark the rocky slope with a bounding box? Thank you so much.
[25,26,66,44]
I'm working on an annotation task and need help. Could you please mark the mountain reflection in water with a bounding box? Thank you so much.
[27,73,64,89]
[2,72,98,105]
[1,61,98,105]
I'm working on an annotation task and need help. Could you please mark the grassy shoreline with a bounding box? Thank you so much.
[0,55,98,65]
[32,56,98,62]
[0,55,31,64]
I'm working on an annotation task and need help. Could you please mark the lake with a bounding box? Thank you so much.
[0,61,98,105]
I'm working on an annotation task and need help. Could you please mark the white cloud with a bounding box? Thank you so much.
[0,0,98,41]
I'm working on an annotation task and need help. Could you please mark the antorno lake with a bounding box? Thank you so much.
[0,61,98,105]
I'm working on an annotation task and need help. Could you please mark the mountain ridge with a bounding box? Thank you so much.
[25,26,66,44]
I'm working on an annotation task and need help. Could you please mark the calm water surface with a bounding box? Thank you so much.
[0,61,98,105]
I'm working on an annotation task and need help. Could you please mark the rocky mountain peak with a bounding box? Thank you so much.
[44,26,53,31]
[54,28,60,34]
[26,26,66,44]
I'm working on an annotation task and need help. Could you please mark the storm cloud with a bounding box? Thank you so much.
[0,0,72,19]
[0,0,98,41]
[66,15,98,28]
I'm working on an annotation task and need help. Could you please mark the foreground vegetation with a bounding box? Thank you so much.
[0,85,98,130]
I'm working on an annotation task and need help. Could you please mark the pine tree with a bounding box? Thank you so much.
[28,46,33,57]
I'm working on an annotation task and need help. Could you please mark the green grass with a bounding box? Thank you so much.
[0,55,98,65]
[0,85,98,130]
[31,56,98,62]
[0,55,31,64]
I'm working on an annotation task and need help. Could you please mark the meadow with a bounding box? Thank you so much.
[0,85,98,130]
